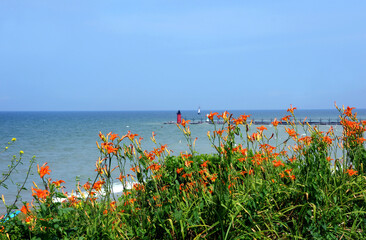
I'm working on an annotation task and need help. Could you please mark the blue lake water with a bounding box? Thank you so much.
[1,109,365,214]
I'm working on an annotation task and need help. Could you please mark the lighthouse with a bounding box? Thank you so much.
[177,110,182,124]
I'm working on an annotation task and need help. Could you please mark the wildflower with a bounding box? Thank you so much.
[240,148,248,156]
[326,156,333,162]
[200,160,209,168]
[218,111,230,122]
[207,112,219,121]
[344,106,356,117]
[214,130,225,137]
[288,156,296,163]
[210,174,218,182]
[32,187,49,200]
[346,169,358,176]
[83,182,91,190]
[185,160,193,167]
[285,169,293,174]
[52,179,65,187]
[299,136,312,146]
[285,128,298,138]
[101,142,119,154]
[287,105,297,114]
[108,132,119,141]
[130,166,140,173]
[250,132,261,142]
[233,117,244,125]
[356,137,366,144]
[180,153,192,159]
[289,175,296,180]
[323,136,333,145]
[20,203,30,215]
[20,150,24,154]
[176,168,184,174]
[11,138,16,141]
[93,180,105,191]
[182,173,192,179]
[282,115,292,122]
[240,114,251,122]
[147,163,161,172]
[271,118,281,127]
[272,160,285,167]
[257,126,267,132]
[181,119,190,127]
[37,162,51,178]
[120,131,139,141]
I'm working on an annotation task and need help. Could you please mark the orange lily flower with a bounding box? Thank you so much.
[83,182,91,190]
[346,169,358,176]
[120,131,139,141]
[20,203,30,215]
[147,163,161,172]
[181,119,190,127]
[271,118,281,127]
[37,162,51,178]
[93,180,105,191]
[257,126,267,132]
[108,132,119,141]
[200,160,209,168]
[282,115,292,122]
[272,160,285,167]
[185,160,193,167]
[207,112,219,121]
[32,187,49,199]
[285,127,298,138]
[240,114,251,122]
[287,105,297,114]
[323,136,333,145]
[344,106,356,117]
[176,168,184,174]
[52,179,65,187]
[232,117,243,125]
[116,174,125,182]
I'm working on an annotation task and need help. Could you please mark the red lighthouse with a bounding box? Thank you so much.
[177,110,182,124]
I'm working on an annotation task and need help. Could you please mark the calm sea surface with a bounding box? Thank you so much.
[1,109,366,214]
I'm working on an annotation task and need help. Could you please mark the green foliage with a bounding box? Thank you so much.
[1,106,366,239]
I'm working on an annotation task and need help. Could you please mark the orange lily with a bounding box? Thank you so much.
[20,203,30,215]
[52,179,65,187]
[208,112,219,121]
[257,126,267,132]
[37,162,51,179]
[32,187,49,200]
[344,106,356,117]
[93,180,105,191]
[346,169,358,176]
[181,119,190,127]
[285,127,298,138]
[287,105,297,114]
[271,118,281,127]
[272,160,285,167]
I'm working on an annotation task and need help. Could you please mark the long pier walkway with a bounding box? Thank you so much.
[165,118,364,126]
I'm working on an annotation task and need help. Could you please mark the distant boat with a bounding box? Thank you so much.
[198,107,201,115]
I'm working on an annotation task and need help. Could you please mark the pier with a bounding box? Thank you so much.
[165,118,364,126]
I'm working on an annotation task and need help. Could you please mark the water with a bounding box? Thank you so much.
[1,109,365,214]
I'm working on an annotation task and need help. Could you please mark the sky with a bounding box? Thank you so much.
[0,1,365,111]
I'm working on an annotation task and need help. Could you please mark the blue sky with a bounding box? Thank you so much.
[1,1,365,111]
